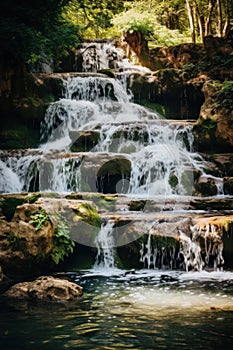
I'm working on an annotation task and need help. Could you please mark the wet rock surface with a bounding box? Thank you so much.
[4,276,83,302]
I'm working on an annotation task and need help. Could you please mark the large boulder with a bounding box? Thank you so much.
[4,276,83,302]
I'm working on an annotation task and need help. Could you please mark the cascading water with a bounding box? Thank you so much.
[94,221,116,269]
[0,41,227,271]
[0,72,203,195]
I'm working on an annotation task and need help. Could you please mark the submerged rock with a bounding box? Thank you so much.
[4,276,83,302]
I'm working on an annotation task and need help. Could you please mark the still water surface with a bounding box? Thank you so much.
[0,269,233,350]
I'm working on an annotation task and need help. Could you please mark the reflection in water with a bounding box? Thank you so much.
[0,270,233,349]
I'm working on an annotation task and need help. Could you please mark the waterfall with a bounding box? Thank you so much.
[0,69,203,196]
[140,222,180,270]
[0,39,205,196]
[0,40,229,272]
[139,226,224,272]
[0,160,22,193]
[94,221,115,269]
[80,41,150,73]
[179,223,224,271]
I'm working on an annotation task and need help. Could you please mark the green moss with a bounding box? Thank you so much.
[94,196,116,211]
[117,240,142,268]
[128,200,146,211]
[75,203,101,227]
[61,244,96,270]
[66,193,117,212]
[169,174,178,189]
[70,131,100,152]
[98,69,115,78]
[219,218,233,233]
[0,126,40,149]
[152,235,178,249]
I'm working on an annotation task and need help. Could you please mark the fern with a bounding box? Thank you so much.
[51,213,75,264]
[29,209,50,232]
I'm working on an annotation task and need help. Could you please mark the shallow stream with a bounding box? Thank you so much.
[1,269,233,349]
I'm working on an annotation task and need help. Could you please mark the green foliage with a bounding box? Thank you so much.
[29,209,50,232]
[51,213,75,264]
[111,7,190,46]
[112,9,154,38]
[0,0,80,67]
[63,0,124,38]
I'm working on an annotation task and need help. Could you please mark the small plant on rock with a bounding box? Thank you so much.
[51,212,75,264]
[29,209,50,231]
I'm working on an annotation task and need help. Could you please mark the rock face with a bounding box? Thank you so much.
[0,198,55,276]
[121,31,152,68]
[0,70,63,149]
[193,81,233,152]
[129,69,205,119]
[5,276,83,302]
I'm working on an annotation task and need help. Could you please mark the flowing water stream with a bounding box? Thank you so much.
[0,41,233,349]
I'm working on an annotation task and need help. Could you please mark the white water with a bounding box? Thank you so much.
[0,40,207,195]
[94,221,116,269]
[80,41,151,73]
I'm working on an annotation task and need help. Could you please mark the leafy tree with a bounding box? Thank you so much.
[63,0,124,38]
[0,0,80,67]
[113,0,233,44]
[111,1,191,47]
[185,0,233,42]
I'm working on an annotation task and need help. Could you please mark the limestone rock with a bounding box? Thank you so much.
[0,200,55,276]
[5,276,83,302]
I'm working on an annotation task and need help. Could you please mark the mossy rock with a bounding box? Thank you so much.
[117,240,142,268]
[195,179,217,196]
[169,174,179,189]
[134,99,168,117]
[223,177,233,195]
[74,202,101,227]
[128,200,146,211]
[98,69,115,78]
[66,193,117,212]
[193,118,218,153]
[69,131,100,152]
[0,193,41,221]
[60,244,97,270]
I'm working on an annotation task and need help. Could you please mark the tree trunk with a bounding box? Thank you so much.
[223,16,231,36]
[186,0,196,43]
[205,0,215,36]
[194,1,204,42]
[217,0,223,36]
